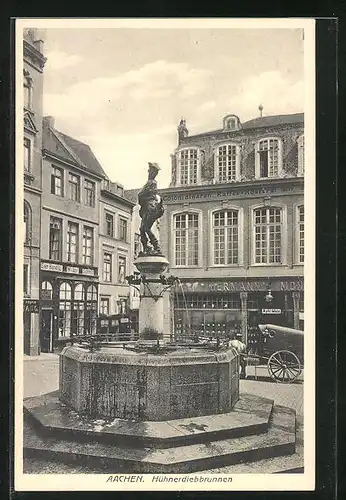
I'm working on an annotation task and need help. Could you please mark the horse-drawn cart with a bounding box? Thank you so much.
[248,324,304,383]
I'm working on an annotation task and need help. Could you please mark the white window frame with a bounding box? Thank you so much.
[297,135,304,176]
[105,211,114,237]
[82,226,94,266]
[51,166,64,196]
[67,221,79,264]
[209,207,243,267]
[100,297,110,316]
[176,147,201,186]
[214,142,241,183]
[84,179,95,207]
[117,254,127,283]
[171,209,203,268]
[103,252,112,282]
[295,204,304,264]
[23,261,30,296]
[68,173,80,202]
[118,216,129,242]
[250,203,287,266]
[255,137,283,179]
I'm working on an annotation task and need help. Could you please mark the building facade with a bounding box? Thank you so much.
[98,178,135,324]
[159,113,305,343]
[23,29,46,355]
[39,116,106,351]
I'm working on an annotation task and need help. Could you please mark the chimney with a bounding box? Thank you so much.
[44,116,55,129]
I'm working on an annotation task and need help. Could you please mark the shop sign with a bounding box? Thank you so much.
[209,281,268,292]
[120,318,129,323]
[162,183,301,203]
[65,266,79,274]
[41,262,63,272]
[279,280,304,291]
[24,299,40,313]
[261,308,282,314]
[183,278,304,293]
[82,268,95,276]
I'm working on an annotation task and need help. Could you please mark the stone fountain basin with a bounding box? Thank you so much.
[59,345,239,422]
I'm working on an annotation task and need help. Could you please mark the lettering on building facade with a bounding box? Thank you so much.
[181,278,304,293]
[24,299,40,313]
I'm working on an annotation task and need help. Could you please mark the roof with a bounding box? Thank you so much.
[185,113,304,139]
[242,112,304,130]
[56,130,107,178]
[124,188,140,204]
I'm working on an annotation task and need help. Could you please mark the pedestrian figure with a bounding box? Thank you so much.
[229,339,247,379]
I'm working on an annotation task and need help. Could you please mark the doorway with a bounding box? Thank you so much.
[40,309,53,353]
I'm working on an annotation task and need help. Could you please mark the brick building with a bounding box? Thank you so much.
[159,113,305,343]
[23,29,46,355]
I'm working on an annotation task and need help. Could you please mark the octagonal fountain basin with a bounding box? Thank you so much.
[59,345,240,422]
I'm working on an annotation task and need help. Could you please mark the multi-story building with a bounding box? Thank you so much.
[159,112,305,343]
[98,178,135,322]
[39,116,105,351]
[23,28,46,355]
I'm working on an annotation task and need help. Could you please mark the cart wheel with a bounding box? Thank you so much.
[268,350,301,383]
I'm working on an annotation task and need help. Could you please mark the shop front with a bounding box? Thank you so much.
[23,299,40,355]
[172,277,304,344]
[40,261,99,352]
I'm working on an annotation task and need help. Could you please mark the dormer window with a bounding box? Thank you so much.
[215,143,240,182]
[222,114,241,132]
[177,148,199,185]
[255,138,282,179]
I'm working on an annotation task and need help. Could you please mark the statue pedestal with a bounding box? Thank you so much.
[134,254,169,339]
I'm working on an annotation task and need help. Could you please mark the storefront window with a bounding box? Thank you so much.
[59,282,72,337]
[41,281,52,300]
[86,284,97,335]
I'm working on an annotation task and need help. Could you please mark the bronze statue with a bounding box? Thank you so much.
[138,162,164,255]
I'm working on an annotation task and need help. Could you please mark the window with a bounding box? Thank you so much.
[85,285,97,335]
[254,207,282,264]
[51,166,63,196]
[68,173,80,202]
[84,180,95,207]
[103,253,112,282]
[216,144,239,182]
[49,217,62,261]
[72,284,85,336]
[67,222,78,263]
[41,281,52,300]
[24,75,32,109]
[24,138,31,172]
[178,149,198,185]
[174,213,199,266]
[213,210,239,265]
[118,256,126,283]
[82,226,93,265]
[105,212,114,237]
[24,264,29,295]
[74,283,84,300]
[119,217,127,241]
[174,293,240,310]
[100,298,109,316]
[134,233,141,258]
[298,135,304,175]
[59,282,71,338]
[24,202,30,244]
[256,139,281,178]
[297,205,304,263]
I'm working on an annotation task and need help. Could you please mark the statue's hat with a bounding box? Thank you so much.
[148,162,160,171]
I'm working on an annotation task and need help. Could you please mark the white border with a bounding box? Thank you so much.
[15,18,315,492]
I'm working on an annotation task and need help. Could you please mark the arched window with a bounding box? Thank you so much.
[215,144,240,182]
[253,207,283,264]
[297,135,304,175]
[59,282,71,337]
[212,210,239,265]
[297,205,304,263]
[86,284,97,301]
[41,281,52,300]
[255,138,282,178]
[173,213,200,266]
[74,283,84,301]
[24,201,31,244]
[177,148,199,185]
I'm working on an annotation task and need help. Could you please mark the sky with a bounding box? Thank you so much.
[41,27,304,189]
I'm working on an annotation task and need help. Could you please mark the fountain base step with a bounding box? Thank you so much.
[23,392,300,473]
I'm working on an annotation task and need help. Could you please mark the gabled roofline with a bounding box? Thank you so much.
[42,149,104,180]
